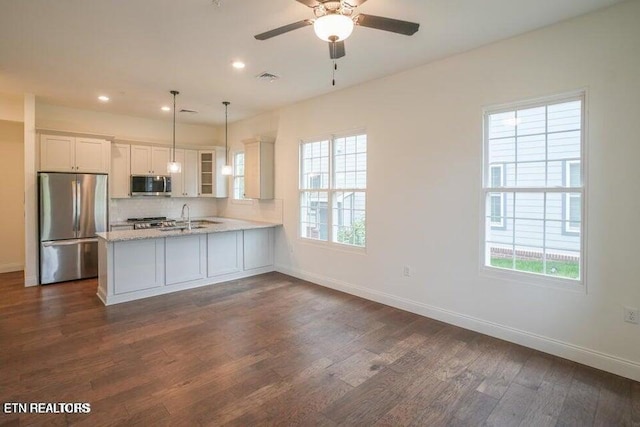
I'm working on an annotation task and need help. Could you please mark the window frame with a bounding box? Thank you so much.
[489,164,506,229]
[298,131,367,251]
[480,91,587,291]
[564,160,581,234]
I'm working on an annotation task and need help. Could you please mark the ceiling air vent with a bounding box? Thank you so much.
[256,72,280,83]
[179,109,198,114]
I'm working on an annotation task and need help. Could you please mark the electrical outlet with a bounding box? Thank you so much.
[403,266,412,277]
[624,307,639,324]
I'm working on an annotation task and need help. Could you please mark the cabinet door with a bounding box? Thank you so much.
[151,147,170,175]
[183,150,199,197]
[110,143,131,198]
[243,228,274,270]
[113,239,164,294]
[131,145,152,175]
[40,135,75,172]
[170,149,185,197]
[165,235,207,285]
[198,150,215,197]
[75,138,110,173]
[207,231,243,277]
[243,142,260,199]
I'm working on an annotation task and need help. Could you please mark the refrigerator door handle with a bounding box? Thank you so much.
[42,238,99,247]
[72,179,78,232]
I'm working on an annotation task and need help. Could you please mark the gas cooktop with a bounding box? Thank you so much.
[127,217,177,230]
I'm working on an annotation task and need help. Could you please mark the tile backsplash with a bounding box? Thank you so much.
[216,198,283,224]
[110,197,218,221]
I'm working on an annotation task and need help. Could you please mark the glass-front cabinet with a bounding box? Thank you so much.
[198,149,228,198]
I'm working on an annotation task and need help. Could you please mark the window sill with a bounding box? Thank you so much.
[479,265,586,293]
[298,236,367,255]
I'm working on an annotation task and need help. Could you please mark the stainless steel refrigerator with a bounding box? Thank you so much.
[39,173,108,285]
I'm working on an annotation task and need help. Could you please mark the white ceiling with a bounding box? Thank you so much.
[0,0,623,125]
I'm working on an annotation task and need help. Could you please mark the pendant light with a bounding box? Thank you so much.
[221,101,233,176]
[167,90,182,174]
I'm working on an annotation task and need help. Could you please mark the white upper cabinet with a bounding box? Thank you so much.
[40,134,110,173]
[130,145,152,175]
[170,149,185,197]
[130,145,170,175]
[183,149,199,197]
[110,143,131,198]
[170,149,199,197]
[243,138,274,199]
[151,147,170,175]
[198,148,228,198]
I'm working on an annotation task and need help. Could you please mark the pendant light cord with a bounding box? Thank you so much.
[171,90,179,162]
[223,101,230,164]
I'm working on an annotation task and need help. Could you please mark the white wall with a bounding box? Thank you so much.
[0,120,24,272]
[0,93,24,122]
[23,95,37,286]
[230,1,640,380]
[36,103,218,146]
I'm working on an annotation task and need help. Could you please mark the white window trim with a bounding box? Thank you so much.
[564,160,580,234]
[489,164,505,228]
[298,132,367,251]
[480,90,587,292]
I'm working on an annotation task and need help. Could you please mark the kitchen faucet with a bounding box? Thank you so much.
[181,204,191,230]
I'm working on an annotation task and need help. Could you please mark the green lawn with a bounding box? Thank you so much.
[490,258,580,279]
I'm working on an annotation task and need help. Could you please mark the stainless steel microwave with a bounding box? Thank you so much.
[130,175,172,197]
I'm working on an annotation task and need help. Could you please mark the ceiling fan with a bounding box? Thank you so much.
[254,0,420,60]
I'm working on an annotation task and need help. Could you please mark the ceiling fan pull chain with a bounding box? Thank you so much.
[332,59,337,86]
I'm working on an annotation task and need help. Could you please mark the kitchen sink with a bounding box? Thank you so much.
[159,225,206,232]
[191,220,223,225]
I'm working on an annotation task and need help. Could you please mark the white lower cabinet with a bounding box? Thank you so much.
[208,231,243,277]
[113,239,165,294]
[243,228,274,270]
[166,234,207,285]
[99,227,277,305]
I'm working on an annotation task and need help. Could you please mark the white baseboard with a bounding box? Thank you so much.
[275,264,640,382]
[0,263,23,274]
[100,266,275,306]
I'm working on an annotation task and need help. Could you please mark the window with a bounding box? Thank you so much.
[483,94,584,283]
[233,152,245,200]
[300,133,367,247]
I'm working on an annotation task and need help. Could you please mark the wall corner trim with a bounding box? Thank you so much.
[274,264,640,382]
[24,275,38,287]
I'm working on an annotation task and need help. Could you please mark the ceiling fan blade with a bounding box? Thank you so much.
[295,0,320,7]
[356,14,420,36]
[345,0,368,6]
[329,41,346,59]
[254,19,313,40]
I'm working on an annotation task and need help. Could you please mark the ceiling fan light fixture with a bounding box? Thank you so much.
[313,14,354,42]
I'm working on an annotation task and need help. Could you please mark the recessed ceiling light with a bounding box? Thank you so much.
[232,61,246,70]
[161,106,171,112]
[98,95,110,102]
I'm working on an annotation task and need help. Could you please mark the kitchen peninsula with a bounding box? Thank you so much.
[96,217,280,305]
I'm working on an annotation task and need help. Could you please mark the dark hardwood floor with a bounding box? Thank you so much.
[0,270,638,426]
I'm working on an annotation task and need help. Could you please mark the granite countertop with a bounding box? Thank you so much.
[97,217,281,242]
